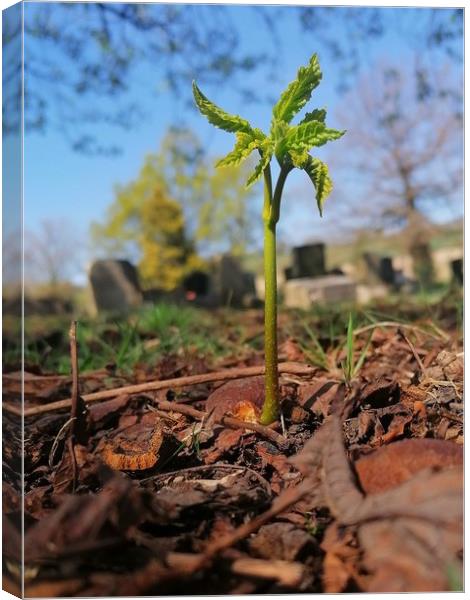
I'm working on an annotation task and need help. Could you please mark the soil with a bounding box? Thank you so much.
[2,309,463,595]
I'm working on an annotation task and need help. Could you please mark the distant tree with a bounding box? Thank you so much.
[299,7,463,99]
[91,128,260,288]
[154,129,260,256]
[333,59,462,284]
[15,3,272,154]
[24,219,83,288]
[5,4,461,153]
[91,162,203,291]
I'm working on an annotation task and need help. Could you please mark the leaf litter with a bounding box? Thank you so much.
[2,308,463,594]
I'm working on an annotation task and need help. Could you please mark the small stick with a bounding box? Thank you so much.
[12,362,316,418]
[166,479,312,573]
[398,328,425,374]
[68,321,79,491]
[354,321,446,340]
[231,558,305,587]
[221,416,286,447]
[151,399,286,447]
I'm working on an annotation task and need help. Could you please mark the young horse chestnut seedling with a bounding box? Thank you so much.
[193,53,345,424]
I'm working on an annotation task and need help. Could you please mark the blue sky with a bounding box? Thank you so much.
[19,4,463,277]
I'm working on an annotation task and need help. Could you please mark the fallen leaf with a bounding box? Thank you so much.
[249,522,314,561]
[290,415,463,591]
[355,438,463,494]
[100,413,165,471]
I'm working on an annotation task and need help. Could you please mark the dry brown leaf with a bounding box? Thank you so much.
[100,413,164,470]
[291,415,463,592]
[355,438,463,494]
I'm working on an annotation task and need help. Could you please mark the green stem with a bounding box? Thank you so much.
[260,216,279,424]
[260,166,291,425]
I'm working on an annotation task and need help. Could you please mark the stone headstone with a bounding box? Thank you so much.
[451,258,463,285]
[211,255,256,307]
[410,243,434,287]
[378,257,395,285]
[363,253,397,285]
[89,260,143,313]
[283,275,356,310]
[291,244,325,279]
[284,266,295,281]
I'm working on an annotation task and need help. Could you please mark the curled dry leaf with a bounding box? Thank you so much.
[249,522,314,561]
[297,379,345,417]
[100,413,165,470]
[143,465,271,524]
[25,474,148,563]
[290,415,463,591]
[203,428,245,464]
[321,523,362,593]
[426,350,463,382]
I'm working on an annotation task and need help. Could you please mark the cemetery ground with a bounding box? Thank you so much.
[3,288,463,595]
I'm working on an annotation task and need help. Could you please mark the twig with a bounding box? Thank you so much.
[68,321,79,491]
[204,479,311,559]
[354,321,447,340]
[166,479,312,572]
[231,558,305,587]
[152,399,287,447]
[397,328,425,374]
[438,408,463,424]
[221,416,286,447]
[48,416,76,468]
[12,362,315,418]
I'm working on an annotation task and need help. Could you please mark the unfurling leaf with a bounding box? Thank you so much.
[304,157,333,216]
[272,53,322,124]
[299,108,327,125]
[192,81,253,134]
[246,140,274,187]
[216,129,265,168]
[285,121,345,153]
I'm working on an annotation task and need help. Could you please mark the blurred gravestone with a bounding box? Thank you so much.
[291,244,325,279]
[211,255,256,307]
[378,257,395,285]
[284,275,356,309]
[363,253,397,286]
[410,243,434,287]
[89,260,143,313]
[451,258,463,285]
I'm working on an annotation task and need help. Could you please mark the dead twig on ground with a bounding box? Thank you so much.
[8,362,316,417]
[165,479,312,573]
[397,328,426,374]
[151,399,286,447]
[68,321,80,491]
[354,321,448,341]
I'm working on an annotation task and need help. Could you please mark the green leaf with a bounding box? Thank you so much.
[215,129,265,168]
[246,140,274,187]
[192,81,253,134]
[299,108,327,125]
[272,53,322,124]
[289,147,309,168]
[285,120,345,153]
[304,157,333,216]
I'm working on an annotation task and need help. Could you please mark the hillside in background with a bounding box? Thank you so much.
[242,219,463,276]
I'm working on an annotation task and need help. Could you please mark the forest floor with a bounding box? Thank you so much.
[2,289,463,595]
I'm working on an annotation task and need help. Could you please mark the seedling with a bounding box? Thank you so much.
[193,53,345,424]
[341,313,374,386]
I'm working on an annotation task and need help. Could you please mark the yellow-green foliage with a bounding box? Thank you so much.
[92,128,258,280]
[91,159,204,291]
